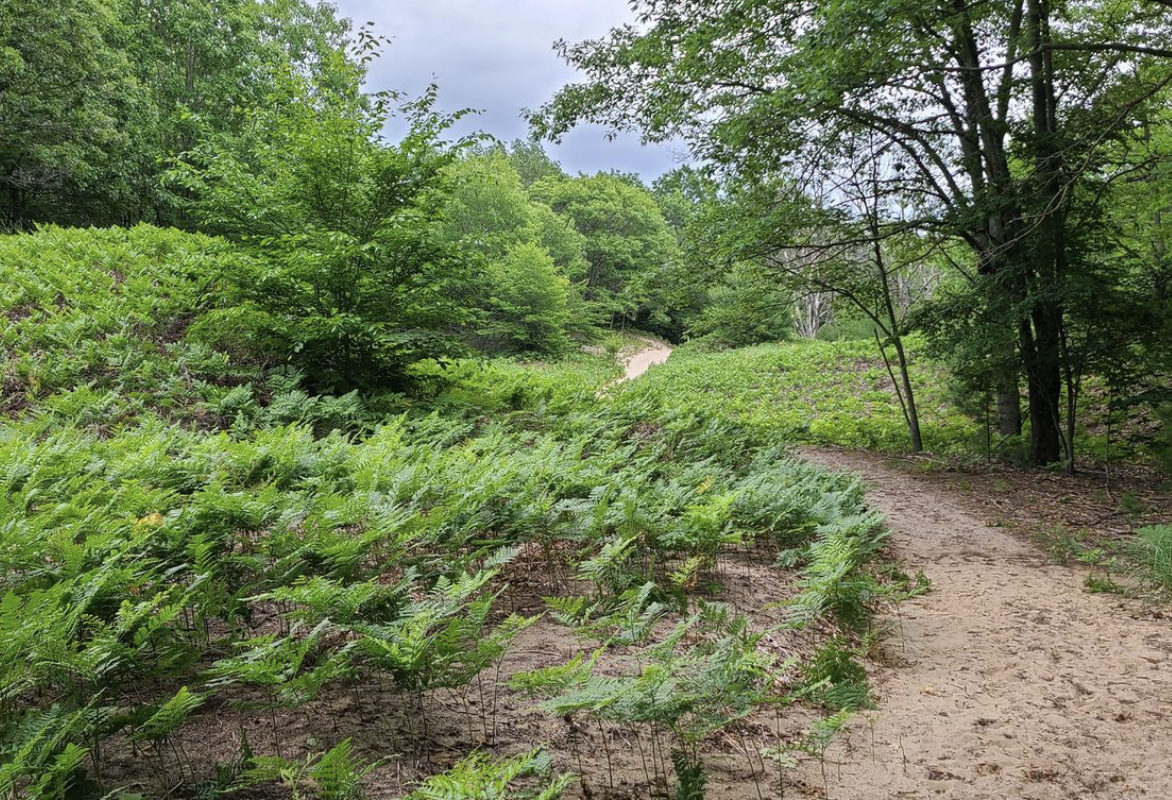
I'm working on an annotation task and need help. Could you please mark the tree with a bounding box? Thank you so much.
[168,54,474,392]
[533,0,1172,467]
[0,0,358,228]
[530,173,679,328]
[695,140,931,452]
[503,139,566,187]
[485,242,573,354]
[119,0,356,226]
[689,261,792,349]
[439,152,580,352]
[0,0,132,227]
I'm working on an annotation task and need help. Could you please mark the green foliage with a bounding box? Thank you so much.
[406,749,574,800]
[797,639,871,712]
[130,686,204,745]
[785,510,887,633]
[0,225,243,420]
[530,173,679,325]
[1,0,358,228]
[0,307,889,796]
[531,607,782,791]
[1132,525,1172,595]
[1154,404,1172,477]
[670,749,707,800]
[533,0,1172,467]
[689,262,792,348]
[167,49,474,392]
[622,339,973,452]
[441,152,536,257]
[502,140,567,188]
[0,5,915,799]
[481,243,572,355]
[0,0,132,227]
[247,738,377,800]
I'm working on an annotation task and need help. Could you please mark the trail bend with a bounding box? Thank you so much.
[619,337,672,381]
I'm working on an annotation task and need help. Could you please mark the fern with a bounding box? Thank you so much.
[130,686,204,745]
[796,638,872,711]
[671,749,707,800]
[407,749,574,800]
[245,738,378,799]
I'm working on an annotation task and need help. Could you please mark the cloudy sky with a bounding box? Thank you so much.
[333,0,686,180]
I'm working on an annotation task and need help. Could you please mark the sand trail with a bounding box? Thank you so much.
[800,447,1172,800]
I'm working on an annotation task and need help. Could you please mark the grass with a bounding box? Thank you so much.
[1031,522,1172,600]
[1133,525,1172,595]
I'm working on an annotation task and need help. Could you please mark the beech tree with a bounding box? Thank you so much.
[533,0,1172,467]
[530,173,679,328]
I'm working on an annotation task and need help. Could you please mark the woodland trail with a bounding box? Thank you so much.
[800,447,1172,800]
[619,337,672,381]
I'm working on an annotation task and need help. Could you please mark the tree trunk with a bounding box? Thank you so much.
[873,237,924,454]
[1021,0,1066,467]
[996,380,1022,437]
[892,334,924,453]
[1023,303,1064,466]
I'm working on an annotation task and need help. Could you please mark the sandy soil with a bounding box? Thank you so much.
[619,338,672,381]
[802,447,1172,800]
[103,539,828,799]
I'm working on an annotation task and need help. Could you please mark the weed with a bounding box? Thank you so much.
[1132,525,1172,595]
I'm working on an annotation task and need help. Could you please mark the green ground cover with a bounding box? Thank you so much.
[624,340,975,453]
[0,227,900,798]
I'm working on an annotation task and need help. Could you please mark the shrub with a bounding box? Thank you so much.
[168,68,473,393]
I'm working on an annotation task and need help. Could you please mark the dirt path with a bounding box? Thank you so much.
[620,337,672,381]
[801,447,1172,800]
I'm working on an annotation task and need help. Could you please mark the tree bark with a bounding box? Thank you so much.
[996,381,1023,437]
[1022,0,1067,467]
[1024,302,1065,465]
[892,333,924,453]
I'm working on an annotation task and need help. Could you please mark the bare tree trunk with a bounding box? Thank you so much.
[874,238,924,453]
[1022,0,1067,467]
[794,291,833,339]
[893,336,924,453]
[877,331,924,454]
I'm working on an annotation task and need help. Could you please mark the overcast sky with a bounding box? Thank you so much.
[333,0,686,180]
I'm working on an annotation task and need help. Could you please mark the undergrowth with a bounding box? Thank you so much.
[0,226,898,798]
[623,340,975,452]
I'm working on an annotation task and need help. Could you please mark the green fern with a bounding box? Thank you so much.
[407,749,575,800]
[245,738,378,800]
[671,748,707,800]
[130,686,204,745]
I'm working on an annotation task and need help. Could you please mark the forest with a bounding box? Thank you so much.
[1,0,1170,798]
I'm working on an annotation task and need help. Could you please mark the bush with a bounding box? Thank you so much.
[168,68,472,393]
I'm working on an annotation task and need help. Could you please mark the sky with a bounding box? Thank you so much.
[332,0,686,181]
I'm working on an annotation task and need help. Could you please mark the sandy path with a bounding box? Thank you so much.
[620,338,672,381]
[801,448,1172,800]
